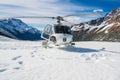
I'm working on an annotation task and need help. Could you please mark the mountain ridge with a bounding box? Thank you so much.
[72,7,120,42]
[0,18,41,40]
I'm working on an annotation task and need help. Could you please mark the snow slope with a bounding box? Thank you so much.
[0,40,120,80]
[0,35,16,41]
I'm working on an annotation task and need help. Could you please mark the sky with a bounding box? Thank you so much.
[0,0,120,28]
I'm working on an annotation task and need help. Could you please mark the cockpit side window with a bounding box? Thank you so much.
[43,25,53,35]
[42,25,53,39]
[49,26,53,35]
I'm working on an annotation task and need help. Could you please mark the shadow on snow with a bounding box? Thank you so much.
[58,46,99,53]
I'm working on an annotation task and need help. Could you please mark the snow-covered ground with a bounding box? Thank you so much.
[0,39,120,80]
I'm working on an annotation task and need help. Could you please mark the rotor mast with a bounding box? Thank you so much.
[56,16,64,24]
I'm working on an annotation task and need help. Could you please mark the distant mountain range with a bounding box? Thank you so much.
[72,7,120,42]
[0,18,41,40]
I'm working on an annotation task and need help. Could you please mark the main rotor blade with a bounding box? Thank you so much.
[62,19,74,25]
[63,12,102,17]
[1,16,55,19]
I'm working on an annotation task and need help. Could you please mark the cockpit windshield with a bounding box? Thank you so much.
[54,25,71,34]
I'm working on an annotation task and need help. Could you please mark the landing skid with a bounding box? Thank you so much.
[42,40,75,48]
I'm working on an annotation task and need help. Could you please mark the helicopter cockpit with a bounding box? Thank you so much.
[54,25,71,34]
[41,24,72,40]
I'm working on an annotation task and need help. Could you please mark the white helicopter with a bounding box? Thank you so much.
[1,12,101,48]
[40,16,74,48]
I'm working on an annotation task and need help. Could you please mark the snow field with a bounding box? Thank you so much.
[0,41,120,80]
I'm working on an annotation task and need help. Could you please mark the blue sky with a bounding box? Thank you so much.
[0,0,119,26]
[70,0,120,12]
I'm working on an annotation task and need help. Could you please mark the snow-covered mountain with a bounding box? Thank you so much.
[0,18,41,40]
[72,7,120,42]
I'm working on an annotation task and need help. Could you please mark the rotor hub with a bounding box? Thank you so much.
[56,16,64,24]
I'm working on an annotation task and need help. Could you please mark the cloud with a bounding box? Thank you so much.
[0,0,101,25]
[93,9,104,13]
[0,4,24,8]
[64,16,101,25]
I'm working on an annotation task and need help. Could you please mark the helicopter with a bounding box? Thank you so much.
[0,12,102,48]
[40,16,74,48]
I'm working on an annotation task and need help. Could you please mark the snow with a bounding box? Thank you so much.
[0,35,16,41]
[101,23,114,33]
[0,39,120,80]
[71,25,81,31]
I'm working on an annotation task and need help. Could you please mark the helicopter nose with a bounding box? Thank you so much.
[63,37,67,42]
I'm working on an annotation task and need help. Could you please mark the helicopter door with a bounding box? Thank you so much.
[41,24,53,39]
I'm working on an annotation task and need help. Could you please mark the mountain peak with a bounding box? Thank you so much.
[104,7,120,22]
[72,8,120,42]
[106,7,120,16]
